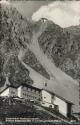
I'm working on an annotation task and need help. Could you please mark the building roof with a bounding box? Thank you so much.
[18,84,42,92]
[7,85,18,89]
[42,89,73,105]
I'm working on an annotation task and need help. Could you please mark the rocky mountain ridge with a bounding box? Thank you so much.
[38,19,80,84]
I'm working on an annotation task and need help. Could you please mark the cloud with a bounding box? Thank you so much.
[0,0,10,5]
[32,1,80,28]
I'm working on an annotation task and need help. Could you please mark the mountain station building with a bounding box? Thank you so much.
[0,84,73,117]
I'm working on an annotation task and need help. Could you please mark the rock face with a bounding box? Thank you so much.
[38,19,80,84]
[0,3,50,87]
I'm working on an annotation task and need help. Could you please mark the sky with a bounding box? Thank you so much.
[11,1,50,19]
[1,1,80,27]
[32,1,80,28]
[6,1,79,28]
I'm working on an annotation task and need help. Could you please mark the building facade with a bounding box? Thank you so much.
[40,89,72,117]
[0,85,18,97]
[17,84,41,101]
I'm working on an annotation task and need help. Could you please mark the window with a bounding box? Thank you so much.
[28,88,30,91]
[24,87,26,91]
[35,90,36,93]
[32,89,35,92]
[36,91,39,94]
[11,91,15,94]
[52,95,54,99]
[42,102,45,104]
